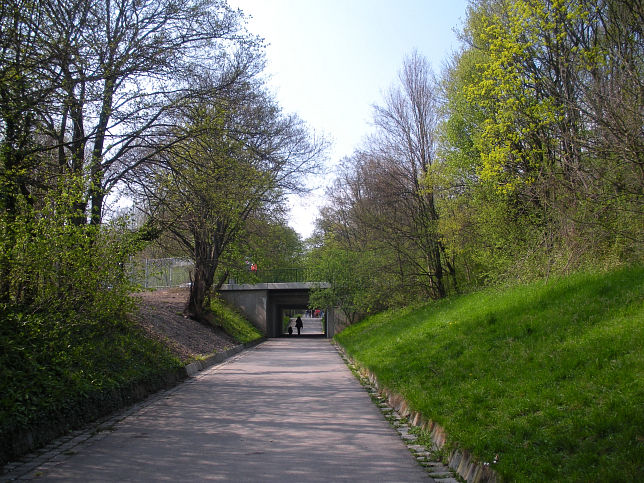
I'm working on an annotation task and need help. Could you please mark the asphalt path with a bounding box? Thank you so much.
[286,316,324,336]
[29,339,428,481]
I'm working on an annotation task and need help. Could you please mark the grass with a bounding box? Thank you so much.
[210,297,263,344]
[335,266,644,481]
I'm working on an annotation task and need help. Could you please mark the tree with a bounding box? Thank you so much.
[0,0,264,308]
[0,1,47,299]
[1,0,258,224]
[134,83,325,320]
[372,51,456,297]
[439,0,643,280]
[306,233,388,325]
[0,1,50,213]
[244,218,305,271]
[315,52,453,305]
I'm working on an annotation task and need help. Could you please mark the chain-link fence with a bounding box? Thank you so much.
[226,267,320,284]
[130,258,194,289]
[131,259,324,289]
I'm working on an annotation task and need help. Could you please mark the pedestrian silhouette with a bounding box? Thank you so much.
[295,316,303,335]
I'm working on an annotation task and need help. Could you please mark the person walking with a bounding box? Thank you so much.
[295,316,303,335]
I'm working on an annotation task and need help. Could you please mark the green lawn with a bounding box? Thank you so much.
[335,266,644,481]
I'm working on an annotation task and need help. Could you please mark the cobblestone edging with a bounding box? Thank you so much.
[333,342,500,483]
[0,340,264,482]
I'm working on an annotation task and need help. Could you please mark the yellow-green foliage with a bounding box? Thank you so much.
[462,0,591,193]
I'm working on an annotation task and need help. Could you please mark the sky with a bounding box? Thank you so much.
[227,0,470,238]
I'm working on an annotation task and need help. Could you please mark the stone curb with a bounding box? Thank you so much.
[184,338,264,377]
[1,339,265,481]
[333,341,501,483]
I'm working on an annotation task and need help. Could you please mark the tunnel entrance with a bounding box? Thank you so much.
[268,289,326,338]
[280,306,325,338]
[219,282,336,338]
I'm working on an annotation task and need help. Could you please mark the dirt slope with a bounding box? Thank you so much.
[131,288,236,363]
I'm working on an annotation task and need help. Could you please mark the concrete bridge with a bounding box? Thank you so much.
[218,282,336,338]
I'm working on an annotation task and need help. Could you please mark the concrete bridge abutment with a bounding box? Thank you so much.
[218,282,335,338]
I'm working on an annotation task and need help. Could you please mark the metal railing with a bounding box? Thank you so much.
[131,259,326,289]
[226,268,321,285]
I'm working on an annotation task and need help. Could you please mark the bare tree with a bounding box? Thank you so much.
[312,52,454,305]
[365,51,450,298]
[30,0,260,224]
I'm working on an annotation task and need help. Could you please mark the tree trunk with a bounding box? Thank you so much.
[184,267,208,320]
[184,235,219,321]
[89,77,115,226]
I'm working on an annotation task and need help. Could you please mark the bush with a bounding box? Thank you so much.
[2,199,139,320]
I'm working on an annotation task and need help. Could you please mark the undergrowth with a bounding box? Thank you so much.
[335,266,644,481]
[0,308,183,465]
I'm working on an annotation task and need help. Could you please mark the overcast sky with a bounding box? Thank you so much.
[227,0,469,238]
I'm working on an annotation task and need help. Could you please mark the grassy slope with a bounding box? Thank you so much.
[1,296,261,465]
[210,298,263,344]
[335,266,644,481]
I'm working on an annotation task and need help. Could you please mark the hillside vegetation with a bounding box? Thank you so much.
[335,266,644,482]
[0,295,261,466]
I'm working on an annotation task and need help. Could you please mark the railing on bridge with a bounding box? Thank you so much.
[226,268,320,285]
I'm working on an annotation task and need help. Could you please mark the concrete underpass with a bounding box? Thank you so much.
[218,282,335,338]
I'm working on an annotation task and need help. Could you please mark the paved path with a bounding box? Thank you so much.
[286,316,324,336]
[15,339,428,481]
[300,316,323,335]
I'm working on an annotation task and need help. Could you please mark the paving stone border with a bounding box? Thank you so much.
[184,338,264,376]
[333,341,500,483]
[0,340,263,482]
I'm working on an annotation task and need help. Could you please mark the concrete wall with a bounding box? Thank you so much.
[219,282,335,338]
